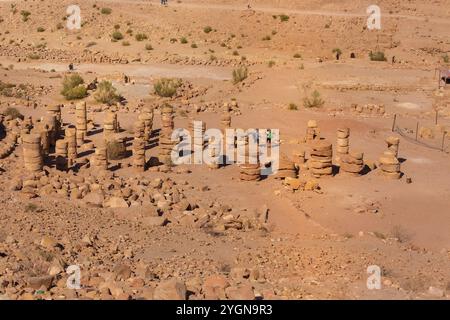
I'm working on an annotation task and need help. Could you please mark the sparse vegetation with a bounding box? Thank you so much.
[61,74,87,100]
[288,103,298,110]
[303,90,324,108]
[101,7,112,15]
[232,67,248,84]
[37,26,45,32]
[145,43,153,51]
[268,60,276,68]
[3,107,24,120]
[122,41,130,46]
[24,203,38,212]
[180,37,188,44]
[153,78,182,98]
[106,140,127,160]
[279,14,290,22]
[191,43,198,48]
[135,33,148,41]
[94,81,120,105]
[369,51,387,62]
[112,31,124,41]
[443,54,449,64]
[203,26,212,34]
[20,10,31,22]
[27,53,40,60]
[293,53,302,59]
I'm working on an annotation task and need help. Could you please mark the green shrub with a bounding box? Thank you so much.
[37,27,45,32]
[268,60,276,67]
[112,31,123,41]
[145,43,153,50]
[101,8,112,15]
[369,51,387,61]
[3,107,24,120]
[122,41,130,46]
[332,48,342,55]
[94,80,120,105]
[279,14,290,22]
[191,43,198,48]
[303,90,324,108]
[153,78,182,97]
[61,74,87,100]
[180,37,188,44]
[443,54,449,64]
[203,26,212,33]
[262,35,271,41]
[135,33,148,41]
[293,53,302,59]
[232,50,239,56]
[232,67,248,84]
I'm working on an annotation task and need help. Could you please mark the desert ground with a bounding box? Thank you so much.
[0,0,449,300]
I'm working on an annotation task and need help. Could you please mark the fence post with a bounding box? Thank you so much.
[415,122,419,141]
[435,110,438,125]
[442,132,446,152]
[391,114,397,132]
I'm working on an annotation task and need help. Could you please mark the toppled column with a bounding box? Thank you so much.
[133,120,146,171]
[336,128,350,163]
[386,136,400,157]
[309,141,333,177]
[65,127,77,168]
[75,102,87,146]
[340,151,364,176]
[306,120,320,142]
[22,133,43,172]
[293,150,307,171]
[275,153,297,179]
[55,139,68,171]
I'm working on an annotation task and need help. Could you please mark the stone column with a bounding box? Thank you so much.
[306,120,319,142]
[55,139,68,171]
[379,150,401,179]
[65,127,77,168]
[138,107,154,143]
[22,133,43,172]
[75,102,87,146]
[340,151,364,176]
[336,128,350,163]
[133,120,146,171]
[309,141,333,177]
[386,136,400,157]
[91,144,108,171]
[238,134,261,181]
[103,111,117,141]
[159,106,175,166]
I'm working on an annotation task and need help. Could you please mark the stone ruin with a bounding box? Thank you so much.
[158,104,176,166]
[309,141,333,178]
[75,102,87,146]
[238,134,261,181]
[379,137,401,179]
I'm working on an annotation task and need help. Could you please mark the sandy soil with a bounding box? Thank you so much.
[0,0,449,300]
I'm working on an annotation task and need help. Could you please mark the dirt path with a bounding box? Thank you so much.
[98,0,450,25]
[0,58,232,81]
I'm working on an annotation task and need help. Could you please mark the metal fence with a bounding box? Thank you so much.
[391,113,449,152]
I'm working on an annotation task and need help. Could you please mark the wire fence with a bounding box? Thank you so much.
[391,113,449,153]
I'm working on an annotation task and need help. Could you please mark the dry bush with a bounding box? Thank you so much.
[303,90,324,108]
[369,51,387,61]
[94,80,120,105]
[106,140,126,160]
[153,78,182,98]
[232,67,248,84]
[3,107,24,120]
